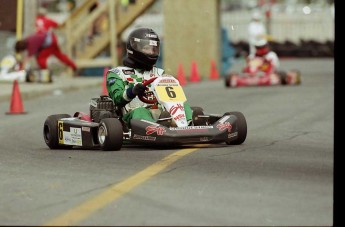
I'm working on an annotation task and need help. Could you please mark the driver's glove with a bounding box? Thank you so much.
[126,83,146,99]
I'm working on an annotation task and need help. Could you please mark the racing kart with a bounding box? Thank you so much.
[225,57,301,88]
[43,75,247,151]
[0,55,52,83]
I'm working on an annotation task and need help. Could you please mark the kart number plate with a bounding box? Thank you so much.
[155,85,186,102]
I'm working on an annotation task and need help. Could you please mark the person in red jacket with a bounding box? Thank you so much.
[14,31,77,73]
[35,8,60,33]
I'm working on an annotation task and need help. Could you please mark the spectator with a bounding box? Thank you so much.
[247,10,267,59]
[35,8,60,33]
[14,31,77,75]
[221,27,235,77]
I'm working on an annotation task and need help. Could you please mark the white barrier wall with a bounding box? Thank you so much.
[222,10,334,43]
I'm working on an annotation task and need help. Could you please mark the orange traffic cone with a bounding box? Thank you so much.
[6,80,26,114]
[209,59,220,80]
[177,63,187,86]
[102,67,109,95]
[189,61,201,83]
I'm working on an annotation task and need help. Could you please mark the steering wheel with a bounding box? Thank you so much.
[138,77,158,104]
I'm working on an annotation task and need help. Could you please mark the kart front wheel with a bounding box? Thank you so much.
[224,111,247,145]
[98,118,123,151]
[225,75,231,87]
[43,114,73,149]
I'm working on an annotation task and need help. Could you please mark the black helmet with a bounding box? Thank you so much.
[125,27,160,70]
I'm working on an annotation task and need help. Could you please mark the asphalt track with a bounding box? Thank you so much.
[0,58,334,226]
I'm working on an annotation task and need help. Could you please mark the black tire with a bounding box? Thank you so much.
[225,73,236,87]
[290,69,302,85]
[191,107,206,126]
[98,118,123,151]
[277,71,288,85]
[225,75,231,87]
[48,70,53,83]
[191,106,204,112]
[224,111,247,145]
[43,114,73,149]
[25,70,35,83]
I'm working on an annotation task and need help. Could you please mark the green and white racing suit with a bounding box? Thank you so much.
[106,66,193,127]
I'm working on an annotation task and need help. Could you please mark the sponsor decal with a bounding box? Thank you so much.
[228,132,238,138]
[157,84,178,87]
[133,134,156,141]
[200,137,210,142]
[219,115,230,123]
[126,77,134,82]
[169,126,213,130]
[145,91,156,101]
[173,113,185,121]
[58,121,64,144]
[169,125,212,133]
[109,68,120,74]
[122,69,135,75]
[145,34,158,38]
[169,104,184,115]
[217,122,232,132]
[158,79,176,84]
[146,125,166,135]
[108,78,116,86]
[82,126,90,132]
[61,127,82,146]
[149,40,158,46]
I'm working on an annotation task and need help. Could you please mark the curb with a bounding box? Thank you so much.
[0,77,103,103]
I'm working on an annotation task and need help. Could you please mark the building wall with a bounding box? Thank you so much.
[0,0,17,31]
[163,0,221,79]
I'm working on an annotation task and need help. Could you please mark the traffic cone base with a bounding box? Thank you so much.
[189,61,201,83]
[209,59,220,80]
[6,80,27,114]
[177,64,187,86]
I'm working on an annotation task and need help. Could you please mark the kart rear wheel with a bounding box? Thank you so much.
[98,118,123,151]
[191,107,207,126]
[224,111,247,145]
[225,75,231,87]
[43,114,73,149]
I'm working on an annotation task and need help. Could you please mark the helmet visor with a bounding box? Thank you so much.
[130,37,160,56]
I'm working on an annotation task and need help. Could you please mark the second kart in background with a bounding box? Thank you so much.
[225,39,301,88]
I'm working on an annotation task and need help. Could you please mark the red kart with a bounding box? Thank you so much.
[225,57,301,88]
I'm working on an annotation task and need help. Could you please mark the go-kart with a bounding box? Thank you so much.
[0,55,52,83]
[225,57,301,88]
[43,75,247,151]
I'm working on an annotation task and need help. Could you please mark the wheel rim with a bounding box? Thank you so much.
[98,124,107,145]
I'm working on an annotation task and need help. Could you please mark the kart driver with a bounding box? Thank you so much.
[243,39,280,76]
[106,27,194,128]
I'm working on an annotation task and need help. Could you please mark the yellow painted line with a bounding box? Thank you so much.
[43,144,208,226]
